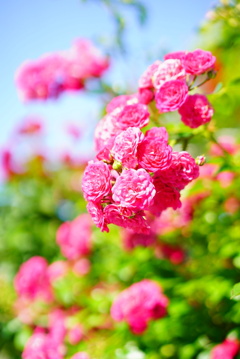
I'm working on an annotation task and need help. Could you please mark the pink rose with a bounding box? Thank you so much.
[145,126,169,142]
[82,161,111,202]
[14,256,53,301]
[138,87,154,104]
[164,51,187,61]
[155,80,188,113]
[94,113,119,152]
[22,328,64,359]
[111,280,169,334]
[137,132,172,172]
[112,169,156,210]
[158,151,199,190]
[179,94,214,128]
[114,103,150,130]
[56,214,92,260]
[138,60,162,89]
[183,49,216,75]
[111,127,144,169]
[211,339,239,359]
[106,94,138,113]
[104,204,150,234]
[149,178,181,216]
[87,201,109,232]
[152,59,186,89]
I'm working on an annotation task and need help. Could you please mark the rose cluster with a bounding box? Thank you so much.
[111,279,169,334]
[138,49,215,128]
[81,48,217,233]
[83,123,199,234]
[15,39,109,101]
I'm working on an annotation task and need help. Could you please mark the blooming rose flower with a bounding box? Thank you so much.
[14,256,53,301]
[56,214,92,260]
[94,113,120,152]
[114,103,150,130]
[179,94,214,128]
[112,169,156,210]
[155,80,188,113]
[103,204,150,234]
[149,178,181,216]
[152,59,186,89]
[87,201,109,232]
[111,279,169,334]
[138,87,155,104]
[145,126,169,142]
[164,51,187,61]
[138,60,162,89]
[211,339,239,359]
[183,49,216,75]
[137,133,172,172]
[111,127,144,169]
[106,94,138,113]
[158,151,199,190]
[82,161,111,202]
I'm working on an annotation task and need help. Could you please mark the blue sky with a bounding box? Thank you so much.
[0,0,217,154]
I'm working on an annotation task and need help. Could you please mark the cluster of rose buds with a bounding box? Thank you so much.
[15,39,109,101]
[111,279,169,334]
[210,338,239,359]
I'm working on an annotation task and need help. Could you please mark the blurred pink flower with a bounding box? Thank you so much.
[211,339,239,359]
[56,214,92,260]
[111,280,169,334]
[68,324,84,345]
[14,256,53,302]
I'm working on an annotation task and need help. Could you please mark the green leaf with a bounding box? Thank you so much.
[231,282,240,299]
